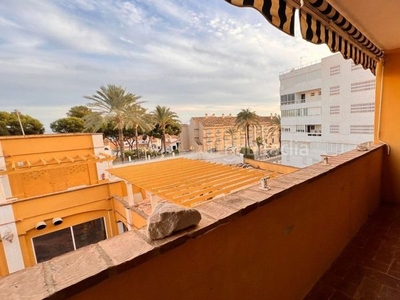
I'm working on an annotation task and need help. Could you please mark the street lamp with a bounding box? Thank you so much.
[15,109,25,136]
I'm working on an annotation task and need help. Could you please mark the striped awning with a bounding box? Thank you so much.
[226,0,296,36]
[225,0,384,74]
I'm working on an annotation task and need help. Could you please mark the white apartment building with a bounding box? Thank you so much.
[280,54,375,167]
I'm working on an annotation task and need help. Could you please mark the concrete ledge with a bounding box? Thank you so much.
[0,144,385,299]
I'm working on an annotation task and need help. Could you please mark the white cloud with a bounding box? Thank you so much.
[0,16,21,28]
[0,0,332,131]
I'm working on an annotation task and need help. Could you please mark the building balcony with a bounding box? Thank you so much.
[0,143,391,299]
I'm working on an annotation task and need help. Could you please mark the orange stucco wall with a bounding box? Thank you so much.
[375,49,400,202]
[71,147,383,300]
[0,134,129,276]
[0,242,8,277]
[11,182,122,268]
[1,134,105,199]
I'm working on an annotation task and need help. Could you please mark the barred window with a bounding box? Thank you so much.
[330,105,340,115]
[330,86,340,96]
[350,125,374,134]
[330,125,339,134]
[351,80,375,92]
[350,103,375,113]
[330,65,340,76]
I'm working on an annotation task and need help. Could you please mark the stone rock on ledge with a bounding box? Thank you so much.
[147,202,202,240]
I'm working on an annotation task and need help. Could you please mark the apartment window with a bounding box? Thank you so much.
[280,93,295,105]
[330,105,340,115]
[296,125,305,132]
[351,103,375,113]
[282,127,291,132]
[318,91,321,96]
[330,65,340,76]
[330,125,339,134]
[330,86,340,96]
[311,92,315,96]
[351,80,375,92]
[301,93,306,103]
[282,108,308,118]
[306,125,322,136]
[33,218,107,263]
[350,125,374,134]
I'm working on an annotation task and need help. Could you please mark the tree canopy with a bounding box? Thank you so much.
[235,108,260,148]
[84,84,143,161]
[151,105,181,153]
[0,111,44,136]
[50,117,85,133]
[67,106,92,119]
[125,105,153,158]
[225,127,238,148]
[50,105,93,134]
[268,114,281,146]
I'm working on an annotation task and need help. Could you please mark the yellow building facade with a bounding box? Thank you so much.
[0,133,130,276]
[185,114,280,152]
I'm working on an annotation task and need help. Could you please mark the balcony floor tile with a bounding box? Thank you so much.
[304,203,400,299]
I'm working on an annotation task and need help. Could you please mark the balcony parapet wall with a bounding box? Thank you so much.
[0,144,385,300]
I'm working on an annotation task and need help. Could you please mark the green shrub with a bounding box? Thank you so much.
[240,147,254,159]
[124,150,134,159]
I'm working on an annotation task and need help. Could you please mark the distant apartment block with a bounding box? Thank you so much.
[279,54,375,167]
[181,114,280,152]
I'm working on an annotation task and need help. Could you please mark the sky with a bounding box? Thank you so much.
[0,0,333,132]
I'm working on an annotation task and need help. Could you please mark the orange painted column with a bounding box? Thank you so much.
[375,48,400,202]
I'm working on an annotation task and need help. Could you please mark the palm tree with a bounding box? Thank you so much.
[84,84,142,161]
[225,127,238,148]
[255,136,264,156]
[268,115,281,148]
[151,105,180,154]
[125,105,153,159]
[235,108,260,149]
